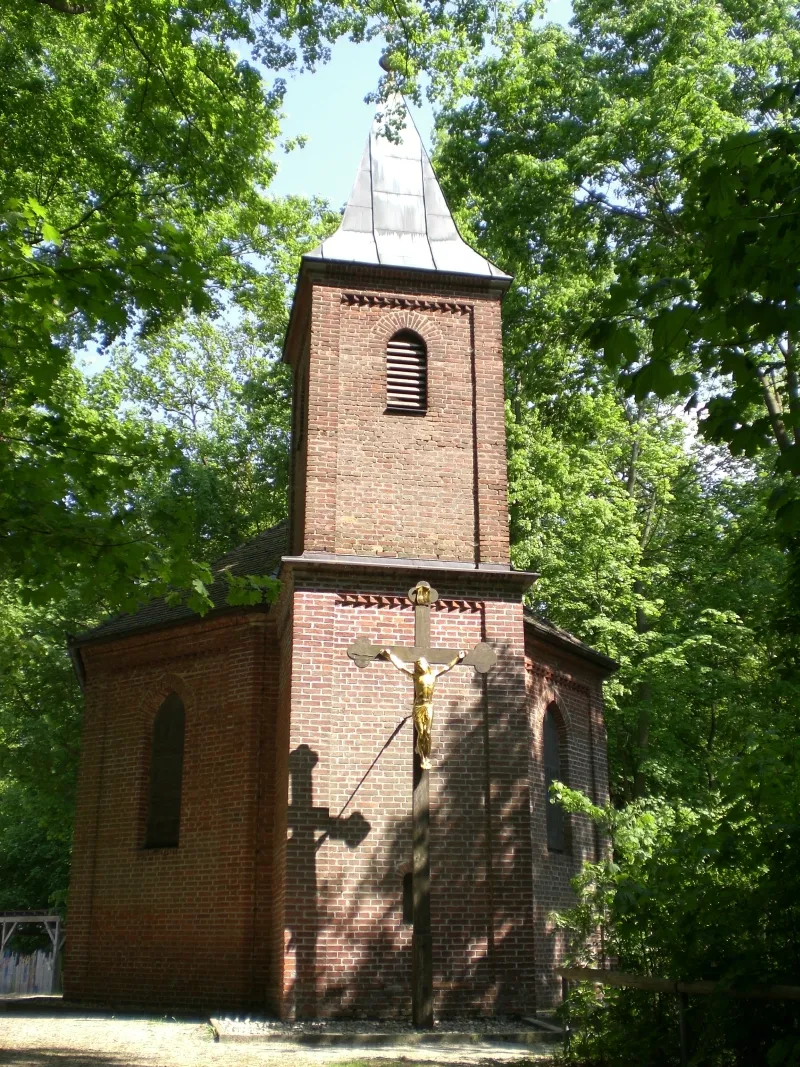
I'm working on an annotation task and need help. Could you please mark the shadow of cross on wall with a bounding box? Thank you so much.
[286,743,371,1017]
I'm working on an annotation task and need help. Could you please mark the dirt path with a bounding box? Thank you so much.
[0,1013,556,1067]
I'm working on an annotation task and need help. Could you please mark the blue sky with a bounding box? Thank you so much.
[269,0,573,208]
[81,1,572,371]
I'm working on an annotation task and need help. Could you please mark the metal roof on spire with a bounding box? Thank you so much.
[303,97,511,281]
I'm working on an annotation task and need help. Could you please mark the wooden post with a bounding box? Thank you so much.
[678,991,689,1066]
[562,976,571,1050]
[412,745,433,1029]
[50,918,61,994]
[347,580,497,1030]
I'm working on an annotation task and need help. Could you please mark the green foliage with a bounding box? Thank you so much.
[1,1,269,609]
[435,0,800,536]
[434,0,800,1059]
[554,718,800,1065]
[0,584,84,912]
[506,377,785,804]
[102,313,293,561]
[0,306,294,911]
[0,0,500,612]
[593,117,800,547]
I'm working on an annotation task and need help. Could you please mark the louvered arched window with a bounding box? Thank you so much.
[543,704,567,853]
[145,692,185,848]
[386,330,427,414]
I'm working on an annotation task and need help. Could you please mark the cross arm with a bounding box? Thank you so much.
[381,647,415,675]
[431,649,467,678]
[454,642,496,673]
[347,637,497,674]
[347,638,414,669]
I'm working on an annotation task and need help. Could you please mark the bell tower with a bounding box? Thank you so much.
[284,100,512,567]
[273,97,540,1021]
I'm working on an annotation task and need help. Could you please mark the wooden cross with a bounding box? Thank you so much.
[347,581,496,1028]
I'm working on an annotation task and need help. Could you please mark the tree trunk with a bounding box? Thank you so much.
[633,579,651,800]
[626,426,652,800]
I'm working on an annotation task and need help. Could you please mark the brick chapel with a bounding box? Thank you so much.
[64,98,615,1019]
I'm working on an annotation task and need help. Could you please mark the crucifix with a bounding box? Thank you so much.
[347,581,496,1028]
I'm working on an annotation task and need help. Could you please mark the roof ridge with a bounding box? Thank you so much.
[211,519,288,572]
[304,95,511,281]
[72,520,290,647]
[523,607,618,673]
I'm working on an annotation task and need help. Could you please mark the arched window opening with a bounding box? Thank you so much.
[543,705,566,853]
[386,330,427,413]
[145,692,185,849]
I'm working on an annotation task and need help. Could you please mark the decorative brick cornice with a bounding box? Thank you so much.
[335,593,481,613]
[335,593,412,610]
[526,660,591,696]
[341,292,472,315]
[436,598,481,613]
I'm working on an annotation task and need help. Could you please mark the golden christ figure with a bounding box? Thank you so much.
[380,648,466,769]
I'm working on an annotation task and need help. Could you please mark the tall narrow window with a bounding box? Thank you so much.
[386,330,427,413]
[543,705,566,853]
[402,872,413,924]
[295,363,307,450]
[145,693,185,849]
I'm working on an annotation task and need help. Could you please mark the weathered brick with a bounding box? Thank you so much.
[64,262,611,1019]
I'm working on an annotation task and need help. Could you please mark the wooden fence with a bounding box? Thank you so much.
[0,950,56,994]
[558,966,800,1067]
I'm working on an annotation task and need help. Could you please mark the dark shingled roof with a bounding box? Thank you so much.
[70,521,616,678]
[523,607,618,674]
[73,521,289,646]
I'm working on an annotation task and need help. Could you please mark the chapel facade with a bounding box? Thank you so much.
[64,99,614,1019]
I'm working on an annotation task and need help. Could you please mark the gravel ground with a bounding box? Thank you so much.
[213,1015,553,1037]
[0,1013,557,1067]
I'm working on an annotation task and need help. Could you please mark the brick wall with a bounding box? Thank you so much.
[278,565,537,1018]
[64,612,279,1014]
[64,584,610,1019]
[525,631,610,1009]
[65,254,612,1020]
[285,265,509,567]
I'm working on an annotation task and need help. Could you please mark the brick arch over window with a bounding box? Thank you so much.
[145,692,185,849]
[543,701,570,854]
[385,329,427,413]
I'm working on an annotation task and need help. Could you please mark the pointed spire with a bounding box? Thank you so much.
[304,97,510,281]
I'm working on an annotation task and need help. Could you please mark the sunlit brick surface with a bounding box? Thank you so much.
[286,265,510,567]
[65,262,611,1019]
[277,571,536,1019]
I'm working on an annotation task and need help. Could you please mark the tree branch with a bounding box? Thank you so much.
[1,432,147,461]
[60,180,137,238]
[754,361,793,453]
[34,0,91,13]
[783,333,800,447]
[118,21,211,150]
[579,187,673,233]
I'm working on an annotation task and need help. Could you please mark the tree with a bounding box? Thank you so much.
[435,0,800,604]
[432,3,800,1058]
[589,115,800,608]
[1,0,501,609]
[553,677,800,1066]
[103,312,293,563]
[0,583,84,911]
